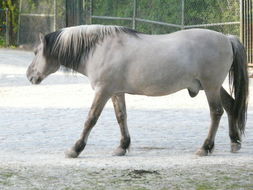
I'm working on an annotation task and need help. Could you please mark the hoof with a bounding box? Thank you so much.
[195,148,208,156]
[113,147,126,156]
[65,149,79,158]
[231,142,241,153]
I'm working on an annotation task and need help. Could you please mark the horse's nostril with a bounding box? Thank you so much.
[28,75,43,84]
[36,77,42,84]
[29,76,34,83]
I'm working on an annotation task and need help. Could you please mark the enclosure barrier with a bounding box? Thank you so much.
[17,0,57,45]
[241,0,253,66]
[88,0,240,31]
[0,8,9,46]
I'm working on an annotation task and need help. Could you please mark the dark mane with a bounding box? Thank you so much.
[43,25,139,71]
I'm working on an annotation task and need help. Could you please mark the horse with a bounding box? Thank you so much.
[26,25,248,158]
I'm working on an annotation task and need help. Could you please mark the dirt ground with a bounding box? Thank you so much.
[0,49,253,190]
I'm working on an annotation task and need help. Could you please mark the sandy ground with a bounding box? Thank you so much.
[0,49,253,190]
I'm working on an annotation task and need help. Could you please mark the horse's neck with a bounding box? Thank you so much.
[76,62,87,76]
[68,56,88,76]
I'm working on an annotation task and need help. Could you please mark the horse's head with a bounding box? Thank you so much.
[26,34,60,84]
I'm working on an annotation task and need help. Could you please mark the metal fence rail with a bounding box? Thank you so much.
[91,15,240,30]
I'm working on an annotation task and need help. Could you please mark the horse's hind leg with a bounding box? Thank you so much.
[220,87,241,152]
[65,89,111,158]
[196,88,224,156]
[111,94,130,156]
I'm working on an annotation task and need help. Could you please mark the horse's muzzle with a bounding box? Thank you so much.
[26,66,43,85]
[28,75,42,84]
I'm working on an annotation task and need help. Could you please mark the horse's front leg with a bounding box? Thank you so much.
[65,89,111,158]
[111,94,131,156]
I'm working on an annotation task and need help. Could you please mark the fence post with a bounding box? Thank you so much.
[66,0,84,26]
[250,0,252,65]
[240,0,243,42]
[5,8,9,46]
[181,0,185,30]
[82,0,86,24]
[54,0,57,30]
[17,0,23,45]
[90,0,93,24]
[132,0,137,29]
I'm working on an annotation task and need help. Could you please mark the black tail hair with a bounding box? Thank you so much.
[228,35,249,135]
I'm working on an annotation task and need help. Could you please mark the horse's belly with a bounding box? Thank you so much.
[125,61,196,96]
[126,78,191,96]
[134,86,183,96]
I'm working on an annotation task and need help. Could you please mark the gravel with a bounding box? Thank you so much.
[0,49,253,189]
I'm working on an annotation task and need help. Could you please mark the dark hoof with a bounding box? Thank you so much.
[197,139,215,156]
[231,142,241,153]
[113,147,127,156]
[65,149,79,158]
[195,148,208,156]
[65,139,86,158]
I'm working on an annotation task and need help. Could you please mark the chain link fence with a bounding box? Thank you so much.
[241,0,253,65]
[86,0,240,36]
[18,0,242,49]
[0,8,9,46]
[18,0,65,47]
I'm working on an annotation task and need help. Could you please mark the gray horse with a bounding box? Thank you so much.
[26,25,248,158]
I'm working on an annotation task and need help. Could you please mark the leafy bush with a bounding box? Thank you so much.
[1,0,19,46]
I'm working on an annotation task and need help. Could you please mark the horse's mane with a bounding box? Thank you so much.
[43,25,138,71]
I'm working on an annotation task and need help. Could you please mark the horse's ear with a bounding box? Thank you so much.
[39,33,44,43]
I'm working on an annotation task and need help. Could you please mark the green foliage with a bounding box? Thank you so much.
[184,0,240,35]
[2,0,19,32]
[93,0,133,17]
[1,0,19,45]
[21,0,54,14]
[0,35,6,46]
[135,0,181,34]
[85,0,240,35]
[56,0,66,29]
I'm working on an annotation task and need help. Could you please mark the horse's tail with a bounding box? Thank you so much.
[227,35,249,135]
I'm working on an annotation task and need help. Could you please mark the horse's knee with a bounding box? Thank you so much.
[211,107,224,119]
[117,111,126,123]
[85,115,98,127]
[216,108,224,116]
